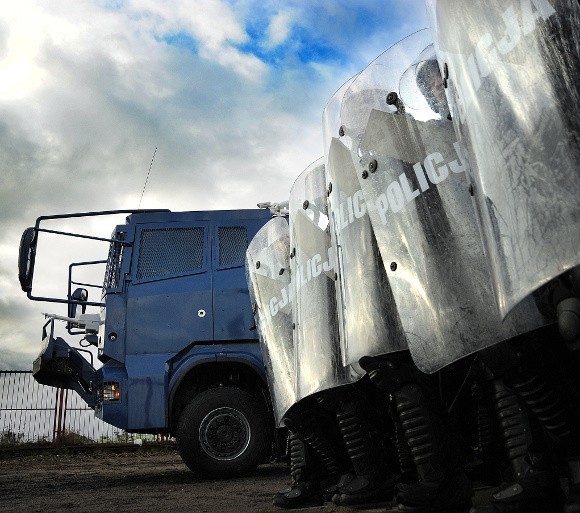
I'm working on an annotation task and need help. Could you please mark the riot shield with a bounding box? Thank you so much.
[246,217,295,426]
[289,158,357,402]
[336,30,545,373]
[323,79,408,368]
[426,0,580,317]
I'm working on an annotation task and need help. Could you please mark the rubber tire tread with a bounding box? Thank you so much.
[176,387,270,478]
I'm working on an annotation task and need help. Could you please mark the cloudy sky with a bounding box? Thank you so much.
[0,0,428,369]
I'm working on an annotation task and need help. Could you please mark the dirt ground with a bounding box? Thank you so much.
[0,448,493,513]
[0,448,367,513]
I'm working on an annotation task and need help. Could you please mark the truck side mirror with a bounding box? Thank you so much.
[68,288,88,319]
[18,227,38,292]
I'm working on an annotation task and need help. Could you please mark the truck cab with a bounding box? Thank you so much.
[19,208,274,477]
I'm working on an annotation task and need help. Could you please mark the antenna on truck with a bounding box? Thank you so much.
[138,147,157,208]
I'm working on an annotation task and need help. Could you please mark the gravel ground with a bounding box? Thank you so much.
[0,449,346,513]
[0,448,491,512]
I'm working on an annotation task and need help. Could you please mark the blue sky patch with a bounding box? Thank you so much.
[161,32,200,54]
[237,20,346,68]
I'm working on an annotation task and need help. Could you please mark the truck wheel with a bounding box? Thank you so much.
[176,387,270,478]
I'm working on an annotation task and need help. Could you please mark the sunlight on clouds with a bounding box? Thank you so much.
[0,0,268,102]
[264,10,295,49]
[0,3,125,101]
[129,0,247,44]
[198,42,266,81]
[0,58,45,101]
[127,0,267,81]
[0,7,47,101]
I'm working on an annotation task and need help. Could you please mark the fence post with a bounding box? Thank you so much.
[63,389,69,445]
[53,388,66,448]
[52,388,58,446]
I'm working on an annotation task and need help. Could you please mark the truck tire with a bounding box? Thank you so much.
[176,387,270,478]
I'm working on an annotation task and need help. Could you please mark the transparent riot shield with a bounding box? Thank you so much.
[246,217,295,426]
[323,79,408,368]
[426,0,580,317]
[289,158,357,402]
[335,29,545,374]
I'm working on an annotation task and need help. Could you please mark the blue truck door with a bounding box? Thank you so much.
[212,222,258,341]
[125,221,213,355]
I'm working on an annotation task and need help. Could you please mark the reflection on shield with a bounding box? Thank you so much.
[427,0,580,317]
[289,158,357,402]
[334,30,546,373]
[324,106,407,367]
[246,217,294,426]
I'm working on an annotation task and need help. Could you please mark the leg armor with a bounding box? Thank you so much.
[470,380,564,513]
[393,418,417,483]
[274,401,346,508]
[360,352,472,512]
[272,431,323,509]
[469,366,504,486]
[535,266,580,357]
[393,384,472,512]
[316,386,395,506]
[481,331,580,512]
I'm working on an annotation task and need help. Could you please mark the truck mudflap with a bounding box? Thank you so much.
[33,319,97,408]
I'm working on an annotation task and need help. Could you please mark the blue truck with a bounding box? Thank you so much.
[18,207,275,477]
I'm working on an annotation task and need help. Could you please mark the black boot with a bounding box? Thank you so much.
[470,380,564,513]
[393,384,473,512]
[300,411,345,502]
[272,432,323,509]
[509,360,580,513]
[328,389,396,506]
[565,460,580,513]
